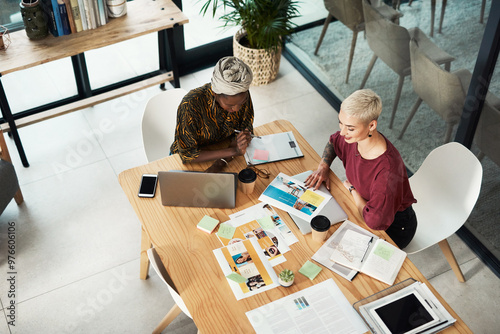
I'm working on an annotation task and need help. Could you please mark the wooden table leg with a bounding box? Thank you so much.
[140,225,152,280]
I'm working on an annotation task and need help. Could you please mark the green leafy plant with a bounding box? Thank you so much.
[279,269,294,282]
[199,0,301,52]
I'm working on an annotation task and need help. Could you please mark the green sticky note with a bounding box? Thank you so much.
[257,215,275,230]
[196,215,219,233]
[226,272,247,284]
[299,260,322,280]
[373,242,395,261]
[217,223,236,239]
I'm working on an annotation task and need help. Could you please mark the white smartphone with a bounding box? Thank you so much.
[138,174,158,198]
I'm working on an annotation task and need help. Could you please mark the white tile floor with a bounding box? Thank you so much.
[1,32,500,334]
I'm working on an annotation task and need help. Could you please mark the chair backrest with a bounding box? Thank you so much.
[409,39,468,124]
[362,0,410,74]
[147,247,192,318]
[404,142,483,253]
[324,0,364,31]
[141,88,187,162]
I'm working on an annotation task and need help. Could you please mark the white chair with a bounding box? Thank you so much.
[147,247,199,334]
[404,142,483,282]
[141,88,187,162]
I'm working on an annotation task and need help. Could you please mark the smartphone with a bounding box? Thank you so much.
[138,174,158,198]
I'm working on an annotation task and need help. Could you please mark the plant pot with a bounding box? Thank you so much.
[278,277,294,287]
[19,0,48,40]
[233,29,282,86]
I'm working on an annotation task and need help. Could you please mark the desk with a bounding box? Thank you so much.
[118,120,471,333]
[0,0,188,167]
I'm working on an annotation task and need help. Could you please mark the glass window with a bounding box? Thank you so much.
[0,0,23,30]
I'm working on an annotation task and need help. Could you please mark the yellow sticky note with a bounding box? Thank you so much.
[300,190,325,207]
[217,223,236,239]
[257,216,275,230]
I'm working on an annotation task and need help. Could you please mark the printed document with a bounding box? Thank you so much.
[246,279,367,334]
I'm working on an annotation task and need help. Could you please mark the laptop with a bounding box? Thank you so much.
[288,171,348,234]
[158,170,238,208]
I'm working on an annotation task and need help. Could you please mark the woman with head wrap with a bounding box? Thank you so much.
[170,57,254,170]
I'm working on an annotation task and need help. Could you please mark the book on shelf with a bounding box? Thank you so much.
[92,0,101,27]
[40,0,60,37]
[96,0,108,25]
[83,0,96,29]
[63,0,77,33]
[329,221,406,285]
[50,0,65,36]
[69,0,83,32]
[77,0,88,30]
[57,0,72,35]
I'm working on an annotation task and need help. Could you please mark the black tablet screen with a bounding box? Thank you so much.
[375,294,434,334]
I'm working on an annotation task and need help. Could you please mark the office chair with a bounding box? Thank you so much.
[404,142,483,282]
[141,88,187,162]
[360,0,454,129]
[147,247,199,334]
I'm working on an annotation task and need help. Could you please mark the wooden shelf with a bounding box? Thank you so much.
[1,71,173,131]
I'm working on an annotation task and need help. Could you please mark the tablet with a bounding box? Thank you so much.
[369,290,440,334]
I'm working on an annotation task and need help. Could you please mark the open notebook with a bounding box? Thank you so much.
[244,131,303,165]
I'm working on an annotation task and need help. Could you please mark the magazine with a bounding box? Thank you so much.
[229,202,299,246]
[258,173,332,222]
[213,238,279,300]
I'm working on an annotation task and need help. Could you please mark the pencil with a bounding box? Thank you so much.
[234,129,261,139]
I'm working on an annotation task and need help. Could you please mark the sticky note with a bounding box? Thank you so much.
[217,223,236,239]
[300,190,325,207]
[196,215,219,234]
[299,260,322,280]
[253,149,270,162]
[373,242,395,261]
[257,216,275,230]
[226,272,247,284]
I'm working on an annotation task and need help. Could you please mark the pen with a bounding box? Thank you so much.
[234,129,261,139]
[360,237,373,263]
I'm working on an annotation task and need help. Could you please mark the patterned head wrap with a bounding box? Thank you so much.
[211,56,253,95]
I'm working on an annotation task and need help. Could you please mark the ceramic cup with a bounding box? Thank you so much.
[238,168,257,194]
[310,215,330,243]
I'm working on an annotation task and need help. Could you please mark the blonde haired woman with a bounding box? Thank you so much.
[305,89,417,249]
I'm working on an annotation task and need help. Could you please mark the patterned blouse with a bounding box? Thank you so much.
[170,83,254,163]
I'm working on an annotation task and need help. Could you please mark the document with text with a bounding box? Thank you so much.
[246,279,367,334]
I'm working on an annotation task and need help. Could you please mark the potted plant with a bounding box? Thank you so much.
[278,269,295,287]
[200,0,300,86]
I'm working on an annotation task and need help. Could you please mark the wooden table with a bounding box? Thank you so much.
[118,120,471,333]
[0,0,188,167]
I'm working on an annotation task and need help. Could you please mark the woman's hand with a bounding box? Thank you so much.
[231,129,252,156]
[305,162,330,191]
[343,180,353,191]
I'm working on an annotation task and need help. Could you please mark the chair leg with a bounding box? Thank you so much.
[399,98,423,139]
[389,75,406,129]
[314,14,333,56]
[346,31,359,84]
[438,0,447,34]
[152,304,182,334]
[438,239,465,282]
[360,54,378,89]
[443,122,454,143]
[480,0,486,23]
[140,226,152,280]
[430,0,436,37]
[14,188,23,205]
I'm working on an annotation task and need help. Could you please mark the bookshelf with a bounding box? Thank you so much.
[0,0,188,167]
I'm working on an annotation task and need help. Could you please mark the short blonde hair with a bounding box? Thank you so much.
[341,89,382,124]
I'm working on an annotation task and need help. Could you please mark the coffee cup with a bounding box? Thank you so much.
[238,168,257,194]
[310,215,331,243]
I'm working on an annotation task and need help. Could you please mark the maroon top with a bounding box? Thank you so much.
[330,132,416,230]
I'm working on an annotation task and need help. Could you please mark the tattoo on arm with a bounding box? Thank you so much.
[321,142,336,166]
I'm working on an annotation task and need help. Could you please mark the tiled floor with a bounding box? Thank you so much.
[1,32,500,334]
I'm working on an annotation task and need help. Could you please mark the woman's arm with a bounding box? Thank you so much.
[305,141,337,190]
